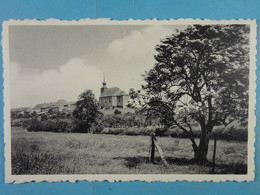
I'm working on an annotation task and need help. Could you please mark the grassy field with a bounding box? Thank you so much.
[11,126,247,175]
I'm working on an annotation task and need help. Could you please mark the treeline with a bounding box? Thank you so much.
[13,110,157,134]
[101,120,248,141]
[13,111,248,141]
[11,90,248,141]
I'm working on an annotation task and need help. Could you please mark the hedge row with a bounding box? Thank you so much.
[18,118,247,141]
[27,119,71,133]
[101,121,248,141]
[25,119,103,133]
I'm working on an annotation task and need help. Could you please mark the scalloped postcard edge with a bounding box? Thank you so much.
[2,18,256,183]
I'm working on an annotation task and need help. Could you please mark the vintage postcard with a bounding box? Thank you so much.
[2,19,256,183]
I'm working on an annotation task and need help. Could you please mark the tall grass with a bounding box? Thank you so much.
[11,127,247,175]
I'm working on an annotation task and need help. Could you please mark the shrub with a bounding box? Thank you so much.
[25,116,248,141]
[224,146,236,155]
[90,122,104,134]
[211,120,248,141]
[155,128,167,137]
[22,119,35,128]
[27,119,69,133]
[102,128,125,135]
[55,120,69,132]
[27,119,43,132]
[101,127,155,136]
[40,114,48,121]
[114,109,122,115]
[65,122,77,133]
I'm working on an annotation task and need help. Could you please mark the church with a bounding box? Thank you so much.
[99,76,129,109]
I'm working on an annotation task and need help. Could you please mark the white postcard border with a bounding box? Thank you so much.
[2,18,257,183]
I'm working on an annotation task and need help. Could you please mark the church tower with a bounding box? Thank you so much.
[101,73,107,95]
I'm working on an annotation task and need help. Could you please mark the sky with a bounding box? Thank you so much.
[9,24,187,108]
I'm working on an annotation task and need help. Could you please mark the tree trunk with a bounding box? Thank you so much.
[194,139,209,165]
[193,127,211,165]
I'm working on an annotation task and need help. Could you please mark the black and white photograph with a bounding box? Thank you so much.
[3,19,256,182]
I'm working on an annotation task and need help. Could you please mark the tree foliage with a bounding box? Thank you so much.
[141,24,250,163]
[73,90,103,133]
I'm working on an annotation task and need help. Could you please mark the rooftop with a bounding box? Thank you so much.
[100,87,128,97]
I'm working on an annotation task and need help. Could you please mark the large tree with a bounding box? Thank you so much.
[73,90,102,133]
[141,24,250,164]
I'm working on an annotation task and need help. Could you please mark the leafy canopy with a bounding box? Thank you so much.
[73,90,102,133]
[142,25,249,131]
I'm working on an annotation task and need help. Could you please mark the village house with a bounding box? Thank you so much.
[62,102,76,112]
[11,77,129,118]
[32,100,76,114]
[11,107,32,117]
[99,76,129,109]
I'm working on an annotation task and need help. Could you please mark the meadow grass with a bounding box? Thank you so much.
[11,127,247,175]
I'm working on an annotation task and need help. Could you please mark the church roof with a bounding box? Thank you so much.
[100,87,128,97]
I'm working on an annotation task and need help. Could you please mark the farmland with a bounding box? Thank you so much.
[11,127,247,175]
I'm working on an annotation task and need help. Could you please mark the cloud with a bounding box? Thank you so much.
[10,26,187,108]
[108,26,174,60]
[10,58,103,108]
[103,26,176,92]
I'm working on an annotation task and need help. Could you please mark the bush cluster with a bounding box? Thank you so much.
[101,121,248,141]
[27,119,70,133]
[11,118,32,128]
[211,121,248,141]
[102,127,155,136]
[26,118,103,134]
[16,110,247,141]
[100,127,187,137]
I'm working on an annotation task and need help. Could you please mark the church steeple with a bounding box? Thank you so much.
[101,73,107,95]
[102,72,106,86]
